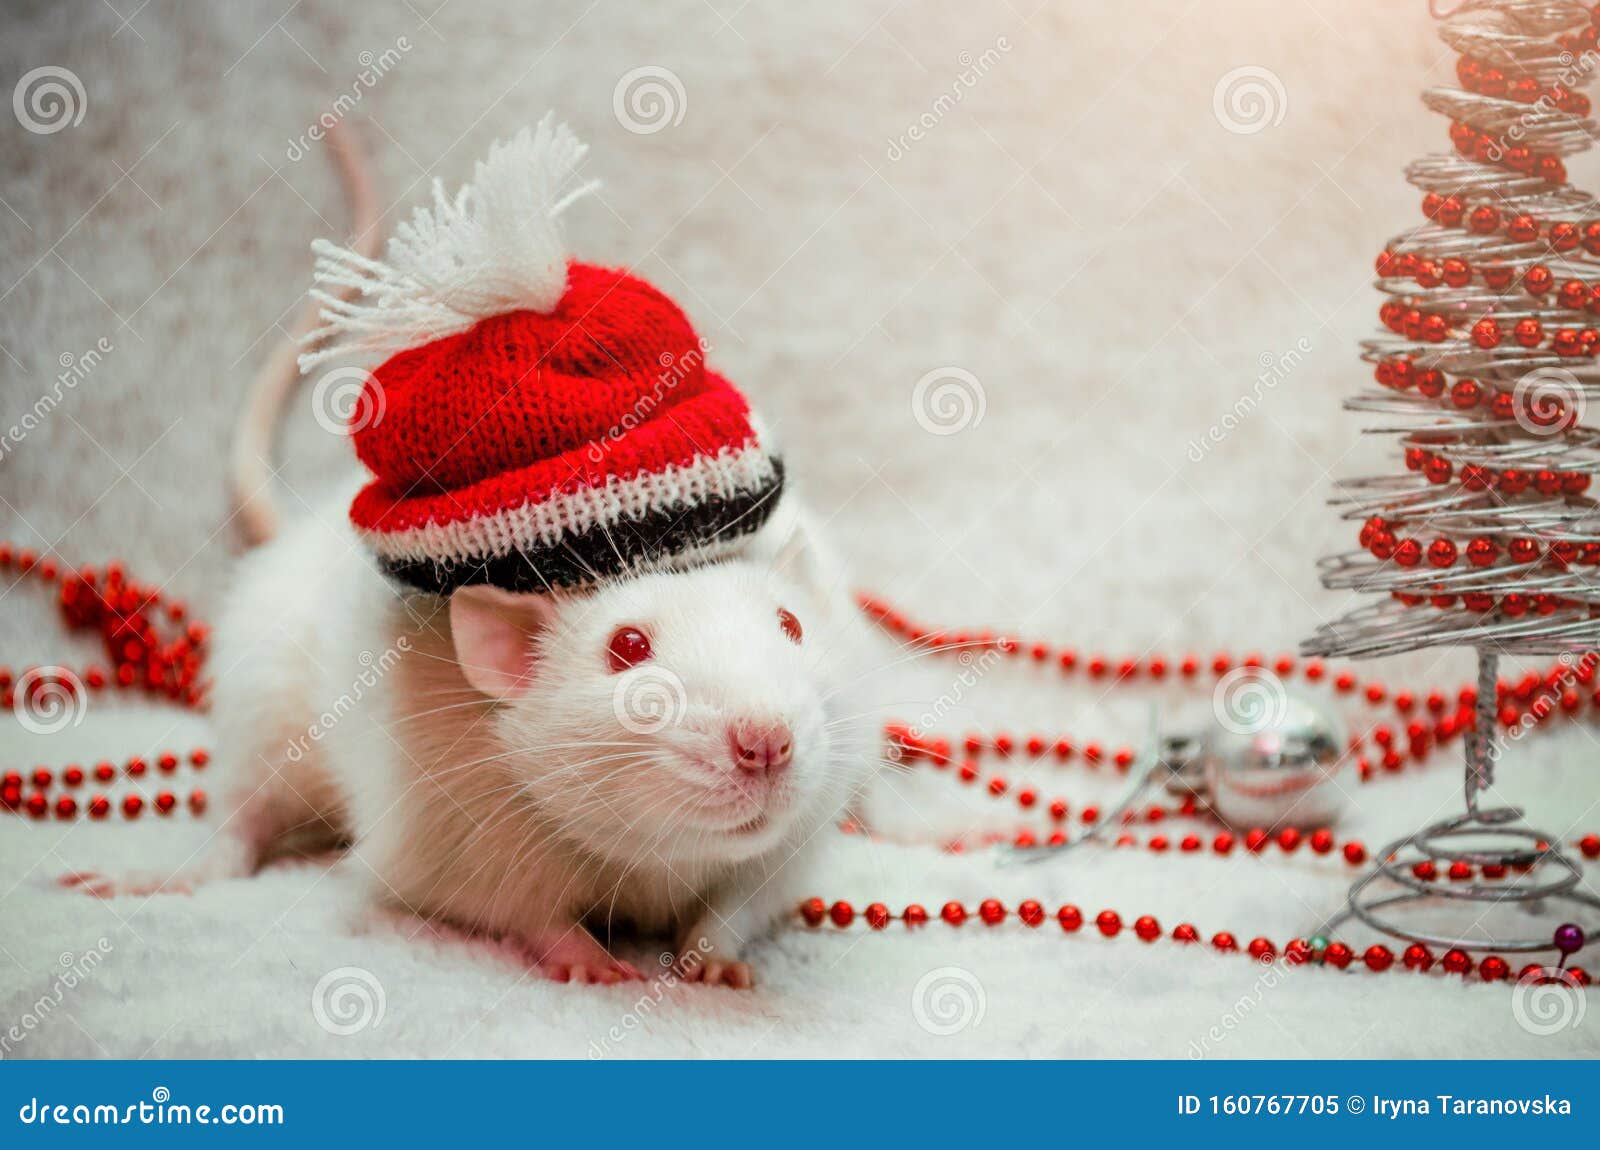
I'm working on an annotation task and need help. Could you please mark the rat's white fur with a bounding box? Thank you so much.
[172,495,875,984]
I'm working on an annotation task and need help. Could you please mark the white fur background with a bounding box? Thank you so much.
[4,0,1600,1058]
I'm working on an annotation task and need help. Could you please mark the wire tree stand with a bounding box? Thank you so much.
[1305,0,1600,956]
[1318,650,1600,953]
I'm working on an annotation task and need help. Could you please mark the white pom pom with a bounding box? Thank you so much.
[299,114,598,370]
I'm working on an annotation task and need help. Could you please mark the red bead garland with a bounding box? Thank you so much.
[794,894,1569,986]
[802,593,1600,985]
[869,588,1600,772]
[0,544,211,709]
[3,543,213,823]
[3,747,211,822]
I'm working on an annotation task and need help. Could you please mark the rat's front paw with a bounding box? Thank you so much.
[542,958,646,986]
[676,955,755,989]
[56,870,193,898]
[531,926,645,986]
[675,916,756,989]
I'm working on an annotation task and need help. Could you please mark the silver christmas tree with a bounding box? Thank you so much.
[1306,0,1600,955]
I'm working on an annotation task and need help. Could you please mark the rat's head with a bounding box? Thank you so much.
[447,544,863,869]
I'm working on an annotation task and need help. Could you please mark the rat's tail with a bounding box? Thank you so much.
[229,119,383,547]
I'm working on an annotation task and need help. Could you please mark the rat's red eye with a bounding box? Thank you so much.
[607,627,652,673]
[778,607,803,644]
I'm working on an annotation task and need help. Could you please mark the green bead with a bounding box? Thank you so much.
[1309,934,1330,953]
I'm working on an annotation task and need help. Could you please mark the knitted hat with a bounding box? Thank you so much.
[299,118,783,595]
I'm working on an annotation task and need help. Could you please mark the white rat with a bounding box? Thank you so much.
[79,120,883,989]
[178,490,873,988]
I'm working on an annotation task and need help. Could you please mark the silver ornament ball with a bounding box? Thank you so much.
[1201,688,1348,830]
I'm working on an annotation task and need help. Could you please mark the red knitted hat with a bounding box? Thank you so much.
[300,119,782,595]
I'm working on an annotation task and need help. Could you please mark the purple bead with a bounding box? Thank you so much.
[1554,923,1585,956]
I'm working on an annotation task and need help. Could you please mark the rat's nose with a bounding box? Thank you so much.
[729,719,794,776]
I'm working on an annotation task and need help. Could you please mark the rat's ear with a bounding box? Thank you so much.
[767,509,843,610]
[448,585,557,699]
